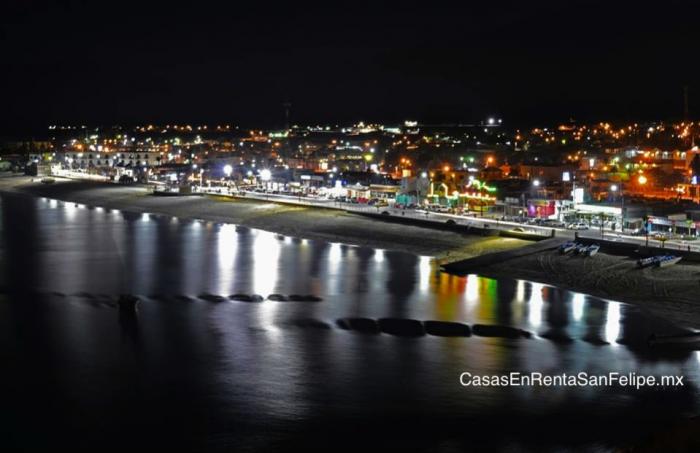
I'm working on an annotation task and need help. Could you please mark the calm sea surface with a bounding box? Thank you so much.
[1,193,698,451]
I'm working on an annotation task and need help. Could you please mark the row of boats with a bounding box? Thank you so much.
[559,241,600,257]
[636,255,683,268]
[559,240,684,268]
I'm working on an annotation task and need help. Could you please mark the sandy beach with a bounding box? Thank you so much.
[466,245,700,329]
[0,176,527,260]
[3,175,700,328]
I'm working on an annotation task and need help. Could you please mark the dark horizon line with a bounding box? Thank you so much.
[2,114,697,139]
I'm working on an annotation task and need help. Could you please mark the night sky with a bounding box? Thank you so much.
[1,0,698,135]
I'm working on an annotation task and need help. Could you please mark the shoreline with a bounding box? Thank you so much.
[0,176,529,261]
[465,246,700,329]
[3,175,700,329]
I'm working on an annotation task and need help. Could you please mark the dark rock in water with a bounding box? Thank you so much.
[424,321,471,337]
[336,317,380,334]
[291,318,332,330]
[173,295,192,302]
[267,294,289,301]
[472,324,531,339]
[336,319,351,330]
[288,294,323,302]
[229,294,264,302]
[117,294,140,312]
[303,295,323,302]
[198,293,226,302]
[378,318,425,337]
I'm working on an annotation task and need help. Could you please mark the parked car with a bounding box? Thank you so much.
[567,222,589,230]
[543,220,566,228]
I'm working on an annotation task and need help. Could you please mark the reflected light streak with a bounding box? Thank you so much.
[605,303,621,344]
[254,231,281,339]
[216,224,238,295]
[465,274,479,308]
[528,282,544,328]
[254,231,280,298]
[572,293,585,322]
[64,201,77,221]
[419,256,432,292]
[374,249,384,263]
[327,242,343,294]
[515,279,526,302]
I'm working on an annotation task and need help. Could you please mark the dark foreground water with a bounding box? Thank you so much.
[1,193,699,452]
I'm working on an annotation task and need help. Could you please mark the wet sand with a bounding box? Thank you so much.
[0,176,528,260]
[472,245,700,329]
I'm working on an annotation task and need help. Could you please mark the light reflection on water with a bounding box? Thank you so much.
[1,193,699,450]
[6,195,697,348]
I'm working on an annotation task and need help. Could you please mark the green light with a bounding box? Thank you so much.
[468,178,497,192]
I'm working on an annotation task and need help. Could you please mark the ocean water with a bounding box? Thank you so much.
[0,193,698,452]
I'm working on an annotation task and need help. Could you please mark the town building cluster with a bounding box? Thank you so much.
[5,118,700,237]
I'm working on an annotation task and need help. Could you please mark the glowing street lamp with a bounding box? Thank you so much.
[610,184,618,192]
[260,169,272,181]
[223,164,233,177]
[638,175,648,185]
[532,179,541,187]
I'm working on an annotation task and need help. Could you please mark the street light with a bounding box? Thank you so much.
[611,182,624,232]
[223,164,232,177]
[533,179,541,187]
